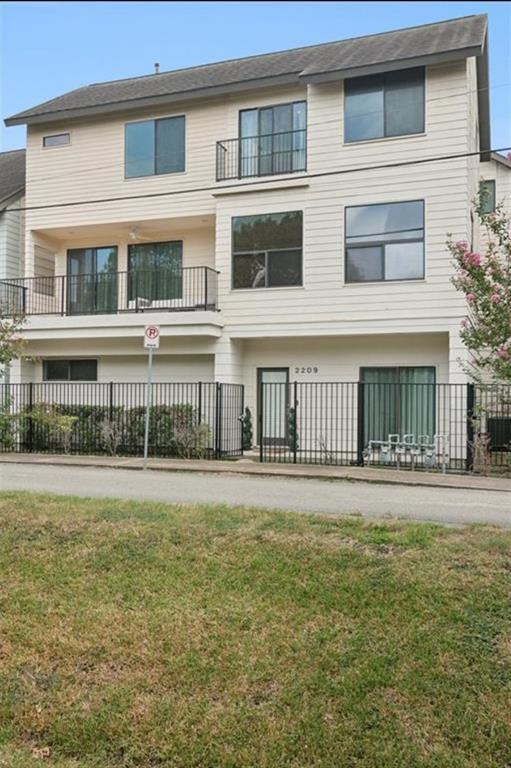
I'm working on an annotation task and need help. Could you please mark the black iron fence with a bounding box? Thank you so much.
[259,381,511,473]
[0,382,243,459]
[0,266,218,317]
[216,129,307,181]
[1,379,509,473]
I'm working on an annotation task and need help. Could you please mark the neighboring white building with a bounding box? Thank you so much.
[0,149,25,382]
[0,14,502,442]
[0,149,25,280]
[480,151,511,217]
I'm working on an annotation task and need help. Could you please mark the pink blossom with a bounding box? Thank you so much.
[466,293,475,304]
[498,347,510,360]
[491,293,500,304]
[461,318,469,328]
[456,240,469,252]
[462,251,482,267]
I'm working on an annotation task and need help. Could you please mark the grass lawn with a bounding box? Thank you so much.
[0,493,510,767]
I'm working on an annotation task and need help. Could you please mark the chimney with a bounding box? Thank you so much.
[154,62,160,75]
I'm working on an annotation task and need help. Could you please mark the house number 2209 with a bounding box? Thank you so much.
[295,366,319,374]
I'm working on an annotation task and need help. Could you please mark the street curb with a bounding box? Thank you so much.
[0,455,509,493]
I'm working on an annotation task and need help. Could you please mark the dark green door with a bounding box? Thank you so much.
[361,367,436,444]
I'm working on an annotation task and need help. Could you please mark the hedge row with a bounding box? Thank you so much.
[8,403,214,458]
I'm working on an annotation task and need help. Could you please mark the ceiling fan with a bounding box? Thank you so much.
[127,226,153,242]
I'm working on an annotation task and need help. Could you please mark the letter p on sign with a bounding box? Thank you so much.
[144,325,160,349]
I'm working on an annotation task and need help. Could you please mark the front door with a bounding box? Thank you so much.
[257,368,289,445]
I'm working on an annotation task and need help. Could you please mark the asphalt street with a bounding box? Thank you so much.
[1,463,509,526]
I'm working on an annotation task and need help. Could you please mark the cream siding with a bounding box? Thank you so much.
[239,332,450,414]
[16,56,484,388]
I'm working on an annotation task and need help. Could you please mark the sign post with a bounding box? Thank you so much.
[143,325,160,469]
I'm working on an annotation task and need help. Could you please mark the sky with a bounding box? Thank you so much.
[0,0,510,152]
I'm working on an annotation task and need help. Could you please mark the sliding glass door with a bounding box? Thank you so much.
[239,101,306,178]
[362,367,436,443]
[67,247,118,315]
[128,241,183,303]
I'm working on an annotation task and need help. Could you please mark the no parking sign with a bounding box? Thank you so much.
[144,325,160,349]
[143,325,160,467]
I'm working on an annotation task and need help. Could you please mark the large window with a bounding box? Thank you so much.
[232,211,302,289]
[344,67,425,143]
[239,101,306,177]
[125,116,185,177]
[345,200,424,283]
[362,366,435,444]
[480,179,496,213]
[128,241,183,301]
[43,359,97,381]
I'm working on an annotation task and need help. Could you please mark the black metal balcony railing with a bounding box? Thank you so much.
[0,266,218,317]
[216,129,307,181]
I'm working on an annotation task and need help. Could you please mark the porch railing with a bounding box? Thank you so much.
[216,129,307,181]
[0,266,218,317]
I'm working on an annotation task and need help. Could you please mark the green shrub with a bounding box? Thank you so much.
[241,407,253,450]
[0,397,15,451]
[288,407,299,452]
[29,403,78,454]
[21,402,212,458]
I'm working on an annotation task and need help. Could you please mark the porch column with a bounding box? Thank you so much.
[214,336,243,384]
[9,358,36,385]
[448,327,470,467]
[449,327,470,385]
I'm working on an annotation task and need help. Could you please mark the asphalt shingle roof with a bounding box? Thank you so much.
[0,149,26,206]
[5,15,487,125]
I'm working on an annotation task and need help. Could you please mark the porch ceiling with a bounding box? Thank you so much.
[34,214,215,244]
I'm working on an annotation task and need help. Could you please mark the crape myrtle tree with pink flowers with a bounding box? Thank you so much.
[447,181,511,383]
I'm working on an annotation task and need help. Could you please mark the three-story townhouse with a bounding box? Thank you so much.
[3,13,504,450]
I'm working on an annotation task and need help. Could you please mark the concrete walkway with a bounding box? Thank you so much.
[0,456,509,527]
[0,452,509,492]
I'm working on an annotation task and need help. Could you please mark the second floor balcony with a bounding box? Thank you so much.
[216,129,307,181]
[0,266,218,318]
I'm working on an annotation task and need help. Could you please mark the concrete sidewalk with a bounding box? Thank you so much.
[0,452,509,493]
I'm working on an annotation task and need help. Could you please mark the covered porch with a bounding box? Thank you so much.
[1,214,218,316]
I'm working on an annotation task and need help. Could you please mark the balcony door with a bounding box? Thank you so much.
[67,247,118,315]
[128,241,183,304]
[239,101,306,178]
